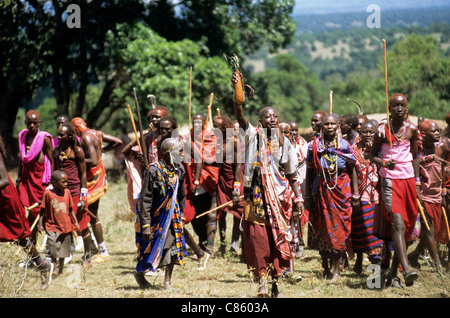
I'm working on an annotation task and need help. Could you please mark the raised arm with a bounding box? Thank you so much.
[101,132,123,152]
[232,72,248,129]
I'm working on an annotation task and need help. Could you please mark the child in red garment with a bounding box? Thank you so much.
[39,170,79,276]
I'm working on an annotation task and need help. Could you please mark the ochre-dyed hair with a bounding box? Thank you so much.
[26,110,40,120]
[147,106,169,119]
[71,117,88,136]
[389,93,408,107]
[419,119,435,133]
[313,110,328,119]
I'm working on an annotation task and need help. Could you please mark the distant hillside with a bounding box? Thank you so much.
[245,7,450,80]
[294,6,450,33]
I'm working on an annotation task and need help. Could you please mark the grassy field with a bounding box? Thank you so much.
[1,178,449,300]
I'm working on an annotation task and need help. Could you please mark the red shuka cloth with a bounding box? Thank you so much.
[216,162,244,219]
[17,160,47,218]
[383,178,418,241]
[0,175,31,242]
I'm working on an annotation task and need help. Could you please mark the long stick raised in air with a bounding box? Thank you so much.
[383,39,393,156]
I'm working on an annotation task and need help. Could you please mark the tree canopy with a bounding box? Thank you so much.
[2,0,296,156]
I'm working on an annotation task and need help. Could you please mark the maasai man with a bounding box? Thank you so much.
[184,113,219,262]
[305,114,358,282]
[0,135,54,290]
[53,123,92,268]
[134,138,187,289]
[233,72,304,298]
[351,121,383,275]
[213,115,244,257]
[408,120,448,275]
[357,115,369,135]
[341,113,360,147]
[370,93,420,288]
[443,112,450,271]
[288,120,308,257]
[310,110,328,140]
[122,106,170,172]
[17,110,54,243]
[71,117,123,263]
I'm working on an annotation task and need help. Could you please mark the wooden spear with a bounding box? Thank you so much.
[383,39,393,156]
[196,195,244,219]
[417,199,430,231]
[329,90,333,114]
[127,104,143,154]
[133,87,148,167]
[442,206,450,238]
[189,66,192,131]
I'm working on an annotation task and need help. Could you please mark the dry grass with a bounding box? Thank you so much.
[1,179,449,299]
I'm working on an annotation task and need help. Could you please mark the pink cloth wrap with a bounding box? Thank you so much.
[19,129,52,184]
[379,140,414,179]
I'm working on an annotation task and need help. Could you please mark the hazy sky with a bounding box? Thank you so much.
[293,0,450,14]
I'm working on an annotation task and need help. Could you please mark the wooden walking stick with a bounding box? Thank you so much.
[442,206,450,237]
[27,201,42,232]
[196,195,244,219]
[126,104,143,154]
[383,39,393,156]
[217,108,221,117]
[417,199,430,231]
[133,87,148,167]
[189,66,192,132]
[329,90,333,114]
[202,93,214,145]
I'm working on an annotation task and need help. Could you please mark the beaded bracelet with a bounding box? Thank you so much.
[233,182,241,194]
[80,187,88,202]
[422,155,433,163]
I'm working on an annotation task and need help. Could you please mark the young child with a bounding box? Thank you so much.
[38,170,79,277]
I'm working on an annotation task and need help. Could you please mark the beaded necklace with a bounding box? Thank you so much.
[390,120,411,141]
[59,146,72,161]
[321,136,338,190]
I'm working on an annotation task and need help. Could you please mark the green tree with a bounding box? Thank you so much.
[120,23,234,127]
[3,0,297,155]
[383,34,450,119]
[251,54,325,128]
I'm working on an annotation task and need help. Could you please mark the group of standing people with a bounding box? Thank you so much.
[1,72,449,297]
[0,111,122,289]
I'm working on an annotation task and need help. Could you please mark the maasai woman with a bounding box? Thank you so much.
[135,138,187,289]
[305,114,359,282]
[350,121,383,274]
